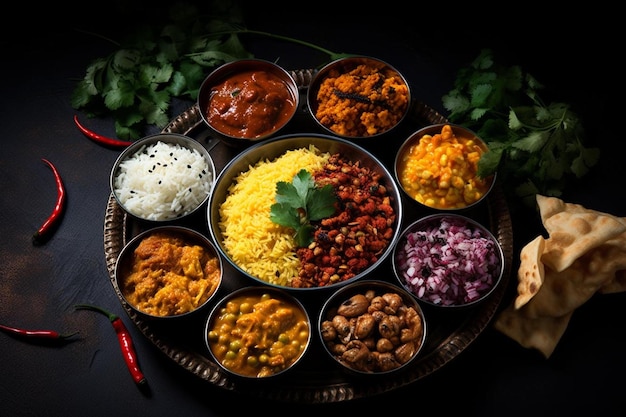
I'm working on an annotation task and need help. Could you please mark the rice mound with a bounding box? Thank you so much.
[219,146,330,286]
[114,141,212,221]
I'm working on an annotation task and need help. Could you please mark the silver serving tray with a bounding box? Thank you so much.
[103,69,513,403]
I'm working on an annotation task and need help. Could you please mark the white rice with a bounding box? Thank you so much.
[114,141,212,221]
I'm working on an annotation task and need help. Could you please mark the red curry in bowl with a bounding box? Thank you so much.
[198,59,299,145]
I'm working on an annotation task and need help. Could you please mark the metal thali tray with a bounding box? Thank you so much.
[103,69,513,403]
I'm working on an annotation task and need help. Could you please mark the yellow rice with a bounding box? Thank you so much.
[218,146,330,286]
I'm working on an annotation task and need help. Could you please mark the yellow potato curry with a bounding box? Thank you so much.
[121,231,221,317]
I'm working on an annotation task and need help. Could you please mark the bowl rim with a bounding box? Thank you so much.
[317,278,427,375]
[394,122,496,212]
[109,132,216,222]
[197,58,300,144]
[392,212,505,309]
[306,55,412,140]
[114,225,223,319]
[206,132,404,292]
[203,285,312,379]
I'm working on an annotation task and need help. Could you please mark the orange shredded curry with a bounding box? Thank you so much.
[314,63,409,137]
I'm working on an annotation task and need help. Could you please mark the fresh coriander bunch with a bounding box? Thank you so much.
[442,49,600,208]
[71,2,253,140]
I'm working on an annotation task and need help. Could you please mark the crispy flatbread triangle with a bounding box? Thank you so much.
[521,236,626,319]
[536,194,626,229]
[494,303,573,358]
[536,195,626,272]
[514,235,546,309]
[594,229,626,294]
[495,197,626,357]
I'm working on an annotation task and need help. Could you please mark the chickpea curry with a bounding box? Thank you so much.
[207,291,310,378]
[120,231,221,317]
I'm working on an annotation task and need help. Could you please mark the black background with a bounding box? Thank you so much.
[1,2,623,416]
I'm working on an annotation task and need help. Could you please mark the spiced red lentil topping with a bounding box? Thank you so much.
[292,153,396,288]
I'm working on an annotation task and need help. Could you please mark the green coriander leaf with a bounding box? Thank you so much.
[114,117,143,141]
[569,157,589,178]
[72,59,107,104]
[470,107,489,121]
[472,49,494,70]
[140,89,171,126]
[71,81,97,108]
[295,224,315,248]
[561,107,581,132]
[275,181,302,208]
[187,33,253,67]
[269,202,301,229]
[307,184,337,221]
[140,63,173,85]
[112,49,141,71]
[159,22,188,46]
[104,79,136,110]
[468,71,498,90]
[535,105,552,122]
[511,131,548,153]
[508,108,523,130]
[292,169,315,202]
[168,71,188,96]
[525,73,544,90]
[173,60,206,98]
[470,83,493,108]
[441,89,470,115]
[571,148,601,177]
[116,111,144,127]
[477,148,503,178]
[502,65,523,92]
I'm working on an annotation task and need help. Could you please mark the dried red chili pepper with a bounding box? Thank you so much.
[74,304,147,386]
[0,323,78,341]
[73,115,133,148]
[32,158,66,245]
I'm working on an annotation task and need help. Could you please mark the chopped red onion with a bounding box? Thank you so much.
[396,216,502,306]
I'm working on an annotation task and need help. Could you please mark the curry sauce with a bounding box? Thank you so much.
[120,231,221,317]
[207,291,310,377]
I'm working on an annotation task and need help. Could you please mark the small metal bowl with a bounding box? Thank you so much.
[394,123,496,212]
[307,55,411,140]
[110,133,215,223]
[392,213,504,309]
[204,286,312,379]
[197,59,300,147]
[206,133,403,292]
[318,279,427,375]
[115,226,223,319]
